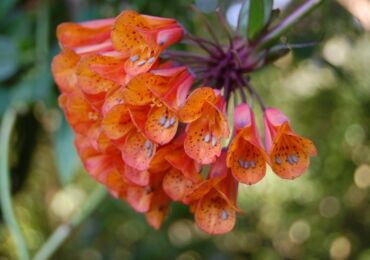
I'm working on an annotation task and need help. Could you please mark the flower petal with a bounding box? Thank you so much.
[156,27,184,49]
[178,87,217,123]
[162,168,195,202]
[105,167,127,198]
[165,147,202,182]
[102,104,133,140]
[145,188,170,229]
[270,123,317,179]
[84,154,114,184]
[227,130,267,185]
[184,116,222,164]
[128,105,150,133]
[124,164,150,186]
[183,176,223,204]
[119,130,156,171]
[57,19,114,49]
[111,10,152,55]
[59,90,100,134]
[234,103,253,129]
[148,145,173,174]
[51,48,80,93]
[122,74,154,105]
[145,105,178,145]
[265,108,290,127]
[76,54,122,102]
[126,185,153,213]
[194,190,236,234]
[102,87,126,115]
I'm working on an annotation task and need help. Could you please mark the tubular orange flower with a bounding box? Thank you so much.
[264,108,317,179]
[57,18,115,54]
[121,66,193,145]
[178,87,229,164]
[112,10,184,75]
[184,152,239,234]
[227,104,268,185]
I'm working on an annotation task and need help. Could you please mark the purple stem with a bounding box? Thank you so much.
[185,34,221,57]
[163,50,216,63]
[240,77,266,111]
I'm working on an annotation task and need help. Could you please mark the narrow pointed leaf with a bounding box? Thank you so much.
[248,0,273,40]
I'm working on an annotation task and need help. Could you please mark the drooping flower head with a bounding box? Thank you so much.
[51,2,320,235]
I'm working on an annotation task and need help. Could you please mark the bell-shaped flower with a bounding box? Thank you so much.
[178,87,229,164]
[111,10,184,75]
[226,104,268,185]
[264,108,317,179]
[184,153,239,234]
[121,66,192,145]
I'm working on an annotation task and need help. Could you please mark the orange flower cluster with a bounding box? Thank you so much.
[52,10,316,234]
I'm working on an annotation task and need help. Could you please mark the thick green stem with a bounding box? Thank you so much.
[0,109,30,260]
[33,185,107,260]
[256,0,324,50]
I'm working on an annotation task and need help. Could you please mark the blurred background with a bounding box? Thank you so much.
[1,0,370,259]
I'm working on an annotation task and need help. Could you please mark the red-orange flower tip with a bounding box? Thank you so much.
[264,108,317,180]
[57,18,115,54]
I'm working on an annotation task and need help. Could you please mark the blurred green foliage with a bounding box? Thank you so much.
[1,0,370,259]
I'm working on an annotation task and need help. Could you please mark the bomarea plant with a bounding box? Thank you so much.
[51,0,322,235]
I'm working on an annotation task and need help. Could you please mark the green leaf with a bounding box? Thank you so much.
[247,0,273,40]
[0,36,18,81]
[54,116,78,185]
[238,0,251,33]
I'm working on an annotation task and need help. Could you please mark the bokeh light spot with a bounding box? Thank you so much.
[175,250,202,260]
[289,220,311,244]
[323,37,350,66]
[50,185,86,221]
[330,236,351,259]
[354,164,370,189]
[345,124,365,147]
[319,196,341,218]
[169,220,194,247]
